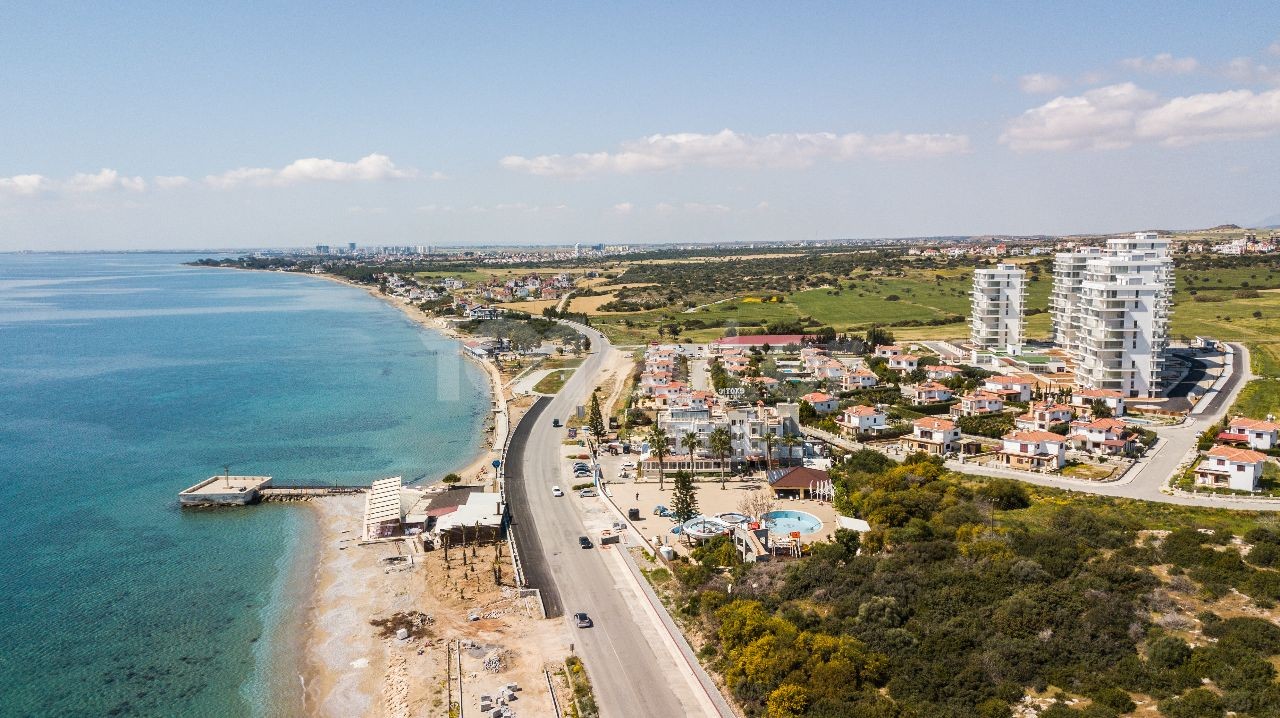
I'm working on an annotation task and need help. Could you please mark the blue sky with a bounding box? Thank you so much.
[2,2,1279,250]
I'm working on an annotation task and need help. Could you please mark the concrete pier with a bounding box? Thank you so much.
[178,475,272,506]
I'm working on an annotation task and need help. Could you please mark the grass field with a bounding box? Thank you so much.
[532,369,574,394]
[1230,378,1280,419]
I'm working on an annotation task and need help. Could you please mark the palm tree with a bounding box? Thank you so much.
[646,425,669,491]
[781,434,803,467]
[708,427,732,490]
[681,431,701,474]
[763,430,776,472]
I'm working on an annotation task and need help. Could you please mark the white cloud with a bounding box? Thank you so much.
[1121,53,1199,75]
[0,174,52,196]
[154,175,191,189]
[1002,83,1280,151]
[681,202,731,214]
[205,153,419,189]
[1269,41,1280,57]
[1018,73,1065,94]
[428,171,449,181]
[500,128,970,177]
[612,202,634,214]
[1221,57,1280,85]
[0,169,145,196]
[64,169,146,193]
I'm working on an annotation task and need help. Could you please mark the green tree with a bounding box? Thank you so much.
[587,392,606,440]
[863,325,895,352]
[646,425,669,491]
[681,431,701,472]
[766,684,809,718]
[1091,398,1113,419]
[671,471,699,523]
[781,434,803,467]
[709,427,733,489]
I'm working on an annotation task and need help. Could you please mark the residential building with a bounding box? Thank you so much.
[904,381,953,405]
[1066,233,1172,398]
[1070,417,1136,455]
[800,392,839,414]
[1222,417,1280,451]
[875,344,902,359]
[951,390,1005,417]
[838,405,888,435]
[983,375,1034,402]
[1050,246,1103,354]
[970,263,1026,359]
[888,354,920,373]
[926,365,965,382]
[902,417,960,455]
[1015,401,1074,431]
[1071,388,1127,418]
[843,368,879,390]
[1195,445,1268,491]
[1000,430,1067,472]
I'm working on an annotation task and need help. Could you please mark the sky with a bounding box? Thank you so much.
[2,2,1280,251]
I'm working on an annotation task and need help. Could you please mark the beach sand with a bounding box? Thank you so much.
[296,274,567,717]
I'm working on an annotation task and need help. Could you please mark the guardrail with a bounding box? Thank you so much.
[545,668,563,718]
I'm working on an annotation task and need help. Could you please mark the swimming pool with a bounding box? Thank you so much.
[761,510,823,536]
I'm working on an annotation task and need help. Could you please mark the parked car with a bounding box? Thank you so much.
[578,535,592,549]
[551,486,563,497]
[574,612,593,628]
[552,418,562,427]
[578,488,598,498]
[620,461,636,470]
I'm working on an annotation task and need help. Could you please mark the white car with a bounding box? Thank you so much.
[620,461,636,470]
[551,486,564,497]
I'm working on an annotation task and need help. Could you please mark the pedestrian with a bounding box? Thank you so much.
[635,492,639,501]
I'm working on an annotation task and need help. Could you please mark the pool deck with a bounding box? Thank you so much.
[603,471,840,558]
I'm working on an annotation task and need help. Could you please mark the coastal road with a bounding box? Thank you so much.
[506,323,720,718]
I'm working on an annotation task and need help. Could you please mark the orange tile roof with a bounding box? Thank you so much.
[1005,430,1063,442]
[1207,445,1268,463]
[915,417,956,431]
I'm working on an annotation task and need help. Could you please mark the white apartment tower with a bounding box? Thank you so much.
[970,263,1026,359]
[1058,233,1172,398]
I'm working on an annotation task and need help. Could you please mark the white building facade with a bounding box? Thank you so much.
[970,263,1026,360]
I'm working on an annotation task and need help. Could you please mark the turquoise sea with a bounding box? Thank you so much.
[0,253,488,717]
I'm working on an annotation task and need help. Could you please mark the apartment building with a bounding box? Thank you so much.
[1055,233,1172,398]
[970,263,1026,360]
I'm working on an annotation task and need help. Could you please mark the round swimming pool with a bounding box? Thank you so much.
[761,510,823,536]
[680,516,731,539]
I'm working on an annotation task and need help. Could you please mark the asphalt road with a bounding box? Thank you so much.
[505,323,706,718]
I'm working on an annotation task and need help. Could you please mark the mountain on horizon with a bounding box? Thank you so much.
[1257,214,1280,229]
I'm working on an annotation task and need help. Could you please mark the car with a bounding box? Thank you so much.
[572,463,591,471]
[574,612,593,628]
[551,486,564,497]
[578,535,592,549]
[578,488,598,498]
[552,418,562,427]
[574,469,593,477]
[619,461,636,470]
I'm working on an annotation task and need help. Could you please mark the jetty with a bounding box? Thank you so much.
[178,475,366,507]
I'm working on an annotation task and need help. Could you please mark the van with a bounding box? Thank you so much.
[552,418,562,427]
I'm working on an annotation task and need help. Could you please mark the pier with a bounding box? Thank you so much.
[178,476,366,507]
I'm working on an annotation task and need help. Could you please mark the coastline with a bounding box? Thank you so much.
[294,271,510,717]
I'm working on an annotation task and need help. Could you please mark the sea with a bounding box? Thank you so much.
[0,253,489,717]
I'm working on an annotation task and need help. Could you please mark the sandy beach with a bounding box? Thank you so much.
[295,272,568,717]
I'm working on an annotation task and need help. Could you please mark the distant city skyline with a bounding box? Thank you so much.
[2,2,1279,251]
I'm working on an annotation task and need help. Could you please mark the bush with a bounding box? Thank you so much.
[1158,689,1224,718]
[1147,635,1191,669]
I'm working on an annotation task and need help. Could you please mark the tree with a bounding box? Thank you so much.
[671,471,699,523]
[681,431,701,472]
[647,425,669,490]
[763,430,777,471]
[765,684,809,718]
[781,434,803,467]
[1090,398,1113,419]
[864,325,895,351]
[709,427,733,489]
[588,392,606,440]
[738,491,777,520]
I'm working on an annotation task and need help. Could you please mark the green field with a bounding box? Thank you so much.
[532,369,574,394]
[1230,378,1280,420]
